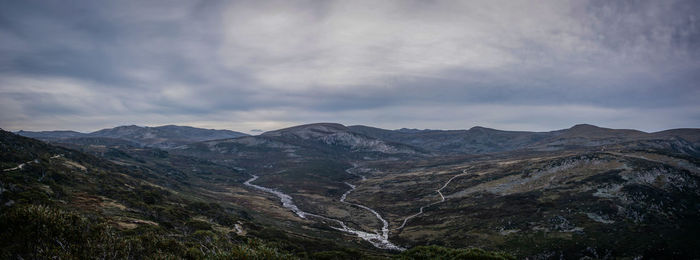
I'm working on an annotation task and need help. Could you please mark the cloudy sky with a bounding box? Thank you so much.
[1,0,698,133]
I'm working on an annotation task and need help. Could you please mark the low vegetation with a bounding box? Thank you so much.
[397,246,514,260]
[0,205,296,259]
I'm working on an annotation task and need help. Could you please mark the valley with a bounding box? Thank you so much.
[244,167,404,251]
[2,123,700,259]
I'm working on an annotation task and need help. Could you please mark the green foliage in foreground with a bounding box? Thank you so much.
[397,245,515,260]
[0,205,515,260]
[0,205,296,259]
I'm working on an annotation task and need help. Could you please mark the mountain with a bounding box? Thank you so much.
[174,123,425,170]
[15,130,86,140]
[17,125,249,149]
[555,124,646,138]
[261,123,424,155]
[651,128,700,143]
[348,124,700,155]
[532,124,700,156]
[89,125,249,148]
[19,123,698,155]
[175,123,425,165]
[348,125,551,154]
[171,123,428,195]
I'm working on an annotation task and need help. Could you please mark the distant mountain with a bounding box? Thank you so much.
[17,125,248,149]
[15,123,700,156]
[348,124,700,155]
[394,128,433,134]
[15,130,86,140]
[89,125,249,148]
[532,124,699,155]
[261,123,424,155]
[651,128,700,143]
[348,125,550,154]
[175,123,426,168]
[554,124,646,137]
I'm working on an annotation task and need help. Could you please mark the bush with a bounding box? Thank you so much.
[221,239,297,260]
[398,245,514,260]
[186,219,213,231]
[0,205,130,259]
[311,250,353,259]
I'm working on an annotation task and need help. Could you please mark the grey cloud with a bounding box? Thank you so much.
[0,0,698,132]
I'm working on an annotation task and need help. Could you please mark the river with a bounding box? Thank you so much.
[243,172,404,251]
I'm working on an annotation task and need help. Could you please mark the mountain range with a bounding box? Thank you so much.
[18,123,699,156]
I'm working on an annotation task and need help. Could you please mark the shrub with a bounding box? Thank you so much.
[186,219,213,231]
[0,205,130,259]
[398,245,514,260]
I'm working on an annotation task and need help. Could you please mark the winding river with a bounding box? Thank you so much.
[243,175,307,219]
[243,172,404,251]
[341,182,389,237]
[243,167,470,250]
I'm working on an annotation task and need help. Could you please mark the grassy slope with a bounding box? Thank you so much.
[360,148,700,258]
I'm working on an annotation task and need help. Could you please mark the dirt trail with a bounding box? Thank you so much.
[394,170,471,230]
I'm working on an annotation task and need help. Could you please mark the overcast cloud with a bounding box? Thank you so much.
[1,0,698,133]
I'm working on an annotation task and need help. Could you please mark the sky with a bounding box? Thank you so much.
[0,0,699,134]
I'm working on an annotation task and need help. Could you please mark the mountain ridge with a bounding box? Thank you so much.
[16,124,249,149]
[16,123,700,156]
